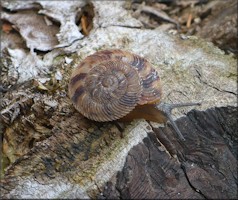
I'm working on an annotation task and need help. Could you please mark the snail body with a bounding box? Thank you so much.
[69,49,200,140]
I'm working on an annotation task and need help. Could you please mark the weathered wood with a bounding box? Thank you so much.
[99,106,237,199]
[0,1,237,199]
[0,106,237,198]
[196,0,237,53]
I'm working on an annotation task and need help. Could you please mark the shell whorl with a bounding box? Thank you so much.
[68,49,162,122]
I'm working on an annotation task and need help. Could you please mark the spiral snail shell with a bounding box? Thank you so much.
[69,49,200,140]
[68,49,162,121]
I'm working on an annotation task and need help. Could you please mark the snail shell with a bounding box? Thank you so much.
[68,49,162,122]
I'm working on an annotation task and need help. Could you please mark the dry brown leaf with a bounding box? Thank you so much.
[186,13,193,28]
[81,15,89,36]
[2,22,13,33]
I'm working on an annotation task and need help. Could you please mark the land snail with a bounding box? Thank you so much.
[68,49,200,141]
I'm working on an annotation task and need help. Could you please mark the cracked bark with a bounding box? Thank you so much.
[195,69,236,96]
[1,104,237,199]
[99,106,237,199]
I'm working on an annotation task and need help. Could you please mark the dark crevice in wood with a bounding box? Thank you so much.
[180,163,208,199]
[101,106,237,199]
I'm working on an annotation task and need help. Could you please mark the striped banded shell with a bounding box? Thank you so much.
[68,49,162,121]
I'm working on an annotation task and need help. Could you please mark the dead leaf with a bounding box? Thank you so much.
[2,22,13,33]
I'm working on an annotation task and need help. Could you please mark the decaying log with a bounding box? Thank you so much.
[196,0,237,53]
[0,106,237,199]
[100,106,238,199]
[0,1,237,199]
